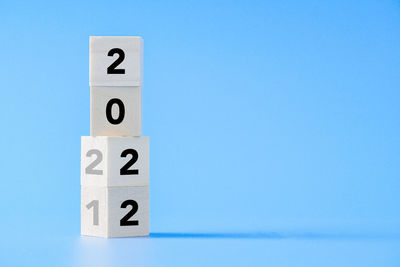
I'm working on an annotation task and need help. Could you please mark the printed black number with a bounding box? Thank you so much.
[85,149,103,175]
[120,149,139,175]
[106,98,125,124]
[120,200,139,226]
[107,48,125,74]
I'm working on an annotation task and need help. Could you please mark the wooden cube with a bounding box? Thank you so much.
[90,86,141,137]
[89,36,143,87]
[81,186,149,238]
[81,136,149,187]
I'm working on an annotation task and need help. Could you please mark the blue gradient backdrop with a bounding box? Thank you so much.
[0,0,399,266]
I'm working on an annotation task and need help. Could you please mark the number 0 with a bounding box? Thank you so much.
[106,98,125,124]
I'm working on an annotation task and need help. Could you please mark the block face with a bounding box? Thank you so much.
[108,136,149,187]
[107,186,149,237]
[81,136,149,187]
[90,36,143,86]
[81,136,108,187]
[81,187,108,237]
[91,86,142,137]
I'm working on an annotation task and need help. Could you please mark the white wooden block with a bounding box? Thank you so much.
[81,186,149,238]
[91,86,141,137]
[81,136,149,187]
[90,36,143,87]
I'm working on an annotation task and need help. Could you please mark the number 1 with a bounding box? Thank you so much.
[86,200,99,226]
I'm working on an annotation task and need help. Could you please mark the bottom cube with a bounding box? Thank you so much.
[81,186,149,238]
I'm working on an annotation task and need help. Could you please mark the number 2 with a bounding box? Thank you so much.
[107,48,125,74]
[120,149,139,175]
[120,200,139,226]
[85,149,103,175]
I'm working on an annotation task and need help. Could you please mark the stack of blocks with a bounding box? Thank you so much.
[81,36,149,238]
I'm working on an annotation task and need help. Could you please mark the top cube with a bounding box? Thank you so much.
[90,36,143,87]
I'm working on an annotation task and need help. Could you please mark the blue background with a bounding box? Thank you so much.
[0,0,399,266]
